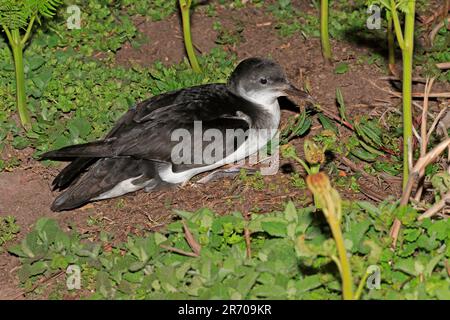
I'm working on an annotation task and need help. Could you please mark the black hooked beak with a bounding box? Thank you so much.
[283,83,316,104]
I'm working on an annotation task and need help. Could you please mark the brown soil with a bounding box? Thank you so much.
[1,1,447,299]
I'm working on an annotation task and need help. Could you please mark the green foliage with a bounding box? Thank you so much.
[0,0,62,30]
[213,21,244,46]
[0,19,235,159]
[120,0,177,21]
[10,201,450,299]
[0,215,20,250]
[280,111,312,145]
[268,0,373,40]
[334,62,349,74]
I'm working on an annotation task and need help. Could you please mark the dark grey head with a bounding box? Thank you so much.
[228,57,312,105]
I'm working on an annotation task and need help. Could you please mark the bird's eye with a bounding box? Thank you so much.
[260,78,267,84]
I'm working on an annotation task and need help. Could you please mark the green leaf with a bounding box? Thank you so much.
[335,87,348,122]
[297,274,323,292]
[96,271,113,298]
[67,118,92,139]
[318,114,338,134]
[12,136,30,150]
[425,254,444,277]
[345,220,371,253]
[261,221,288,237]
[29,261,48,276]
[427,220,449,241]
[284,201,297,222]
[334,62,349,74]
[27,56,46,71]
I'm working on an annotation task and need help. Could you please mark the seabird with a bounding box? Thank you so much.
[41,57,313,211]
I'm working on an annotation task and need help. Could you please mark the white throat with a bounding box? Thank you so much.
[237,87,281,128]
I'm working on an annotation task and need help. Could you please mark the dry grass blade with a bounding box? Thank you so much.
[415,77,435,201]
[391,138,450,248]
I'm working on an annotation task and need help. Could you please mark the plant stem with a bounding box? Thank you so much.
[10,29,31,130]
[320,0,332,61]
[390,0,405,49]
[401,0,416,189]
[387,14,395,69]
[179,0,201,73]
[21,15,36,45]
[327,211,353,300]
[354,269,371,300]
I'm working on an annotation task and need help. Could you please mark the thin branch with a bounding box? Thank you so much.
[390,0,405,49]
[411,92,450,98]
[436,62,450,70]
[21,15,36,45]
[1,25,14,45]
[418,192,450,220]
[427,107,449,142]
[160,244,199,257]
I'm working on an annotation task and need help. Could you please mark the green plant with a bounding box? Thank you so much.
[0,0,62,129]
[369,0,416,188]
[320,0,332,61]
[179,0,201,72]
[280,111,312,145]
[306,173,353,299]
[0,215,20,250]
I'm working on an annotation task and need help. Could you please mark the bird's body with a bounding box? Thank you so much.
[42,58,311,211]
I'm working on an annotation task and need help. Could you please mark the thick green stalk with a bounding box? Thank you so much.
[320,0,332,61]
[10,29,31,129]
[387,14,395,68]
[390,0,404,49]
[328,214,353,300]
[306,173,354,300]
[179,0,201,73]
[401,1,416,188]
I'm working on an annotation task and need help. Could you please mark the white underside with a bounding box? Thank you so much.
[159,90,281,184]
[92,175,148,200]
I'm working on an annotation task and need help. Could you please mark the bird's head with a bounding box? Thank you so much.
[228,57,314,106]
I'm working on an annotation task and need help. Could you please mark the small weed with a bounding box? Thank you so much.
[0,216,20,250]
[291,172,306,189]
[239,169,265,190]
[213,21,244,46]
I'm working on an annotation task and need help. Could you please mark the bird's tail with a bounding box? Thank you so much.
[51,158,161,211]
[41,139,116,160]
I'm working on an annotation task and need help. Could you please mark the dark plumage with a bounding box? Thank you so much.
[42,58,312,211]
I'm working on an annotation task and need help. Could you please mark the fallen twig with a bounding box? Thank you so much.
[436,62,450,70]
[418,192,450,220]
[411,92,450,98]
